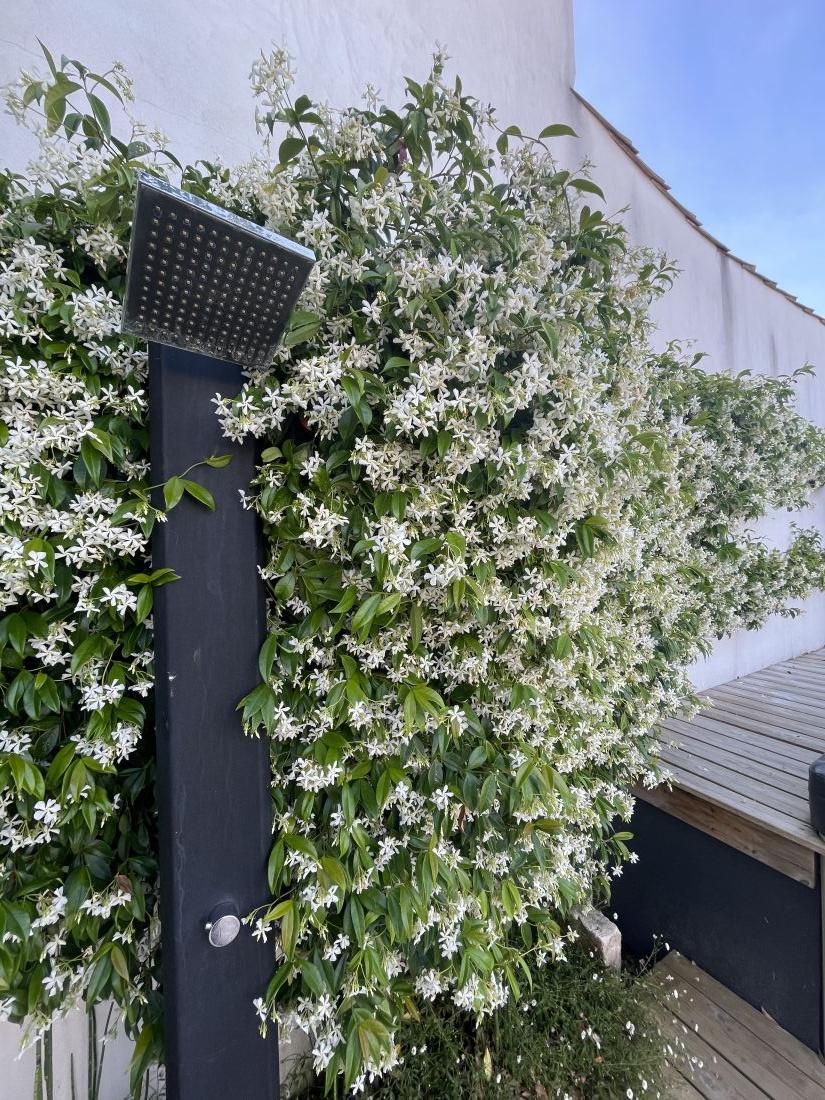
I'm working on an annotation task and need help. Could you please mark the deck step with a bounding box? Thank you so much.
[652,953,825,1099]
[637,648,825,886]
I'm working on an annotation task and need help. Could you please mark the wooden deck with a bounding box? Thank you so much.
[639,649,825,886]
[652,952,825,1099]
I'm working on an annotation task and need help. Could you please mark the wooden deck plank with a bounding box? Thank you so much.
[759,658,825,678]
[779,674,825,694]
[781,656,825,670]
[698,701,825,743]
[663,720,814,780]
[657,746,809,820]
[751,670,825,698]
[687,707,825,754]
[664,1064,706,1099]
[707,678,825,718]
[649,762,823,852]
[659,722,810,797]
[636,784,816,884]
[665,953,825,1089]
[764,667,825,691]
[704,687,825,737]
[650,651,825,873]
[774,653,825,670]
[651,955,821,1099]
[779,657,825,676]
[735,678,825,715]
[657,741,809,812]
[654,957,822,1099]
[710,682,825,723]
[650,995,769,1099]
[671,713,818,764]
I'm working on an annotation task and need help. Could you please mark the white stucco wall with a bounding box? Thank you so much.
[1,0,575,171]
[557,93,825,689]
[1,0,823,1094]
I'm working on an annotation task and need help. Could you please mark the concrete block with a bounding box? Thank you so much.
[574,907,622,971]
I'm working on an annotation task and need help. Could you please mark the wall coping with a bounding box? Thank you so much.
[572,89,825,327]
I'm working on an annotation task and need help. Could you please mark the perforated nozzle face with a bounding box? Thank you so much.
[122,173,315,369]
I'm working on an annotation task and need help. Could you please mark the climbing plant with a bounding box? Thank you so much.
[0,46,225,1090]
[1,42,824,1095]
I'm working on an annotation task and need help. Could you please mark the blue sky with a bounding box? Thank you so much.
[573,0,825,315]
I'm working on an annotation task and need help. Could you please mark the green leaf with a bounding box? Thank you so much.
[85,954,112,1004]
[569,177,605,200]
[377,592,401,616]
[205,454,232,468]
[43,85,68,132]
[110,944,129,981]
[70,634,103,676]
[267,839,285,891]
[320,856,348,892]
[87,428,114,461]
[445,531,466,557]
[403,690,418,731]
[182,479,215,510]
[148,567,180,586]
[345,1026,362,1089]
[330,586,357,615]
[467,745,487,770]
[279,135,305,165]
[80,437,105,483]
[88,93,112,140]
[539,123,577,138]
[46,743,75,787]
[37,38,59,77]
[163,476,184,510]
[351,593,382,639]
[129,1024,156,1095]
[273,573,296,600]
[301,959,327,996]
[135,585,153,624]
[7,614,27,656]
[479,774,497,811]
[279,901,298,958]
[515,758,535,788]
[284,832,318,860]
[501,879,521,918]
[348,897,365,946]
[413,684,444,718]
[436,430,452,458]
[283,310,321,348]
[258,634,280,681]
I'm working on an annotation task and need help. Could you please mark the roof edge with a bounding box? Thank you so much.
[571,89,825,326]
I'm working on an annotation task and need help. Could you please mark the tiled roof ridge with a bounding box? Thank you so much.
[572,89,825,326]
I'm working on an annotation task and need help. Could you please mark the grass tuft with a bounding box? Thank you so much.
[294,945,667,1099]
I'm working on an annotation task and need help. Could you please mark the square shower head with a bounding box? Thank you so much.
[122,172,315,370]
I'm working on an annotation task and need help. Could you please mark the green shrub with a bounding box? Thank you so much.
[222,49,825,1090]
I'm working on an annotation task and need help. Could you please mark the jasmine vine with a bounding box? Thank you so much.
[0,42,823,1096]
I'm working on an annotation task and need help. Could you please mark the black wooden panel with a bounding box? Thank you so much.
[149,345,278,1099]
[613,799,822,1052]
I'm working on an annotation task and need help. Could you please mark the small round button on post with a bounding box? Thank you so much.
[205,902,241,948]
